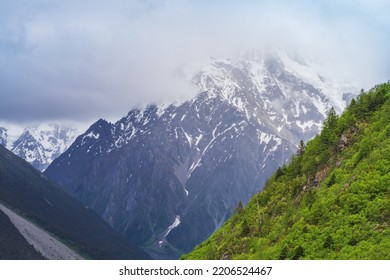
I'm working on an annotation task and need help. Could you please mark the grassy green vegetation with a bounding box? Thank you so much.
[183,83,390,260]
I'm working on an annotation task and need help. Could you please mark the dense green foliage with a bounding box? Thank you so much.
[183,83,390,260]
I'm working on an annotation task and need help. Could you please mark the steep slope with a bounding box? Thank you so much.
[0,144,150,259]
[183,83,390,260]
[0,209,44,260]
[0,123,81,171]
[0,202,83,259]
[45,50,355,258]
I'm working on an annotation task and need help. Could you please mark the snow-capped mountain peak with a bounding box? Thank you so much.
[0,123,83,171]
[185,50,358,141]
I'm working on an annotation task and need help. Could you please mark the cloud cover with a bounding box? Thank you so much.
[0,0,389,123]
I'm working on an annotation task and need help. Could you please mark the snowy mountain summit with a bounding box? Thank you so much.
[0,123,80,171]
[45,49,357,258]
[184,49,355,140]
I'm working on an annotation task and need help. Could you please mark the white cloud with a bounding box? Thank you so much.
[0,0,389,122]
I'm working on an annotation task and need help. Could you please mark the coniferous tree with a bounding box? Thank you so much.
[297,140,305,156]
[320,107,338,147]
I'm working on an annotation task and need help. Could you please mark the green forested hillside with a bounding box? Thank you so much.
[183,83,390,260]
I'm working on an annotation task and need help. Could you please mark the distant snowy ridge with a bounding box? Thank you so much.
[0,123,83,171]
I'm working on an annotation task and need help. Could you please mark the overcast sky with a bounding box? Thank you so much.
[1,0,389,124]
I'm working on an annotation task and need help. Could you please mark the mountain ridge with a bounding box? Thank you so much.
[0,123,82,171]
[45,50,357,258]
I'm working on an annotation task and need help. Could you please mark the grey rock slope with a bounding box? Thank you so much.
[0,202,82,260]
[45,50,355,258]
[0,208,44,260]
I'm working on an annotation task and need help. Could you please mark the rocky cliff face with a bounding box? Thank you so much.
[45,50,356,258]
